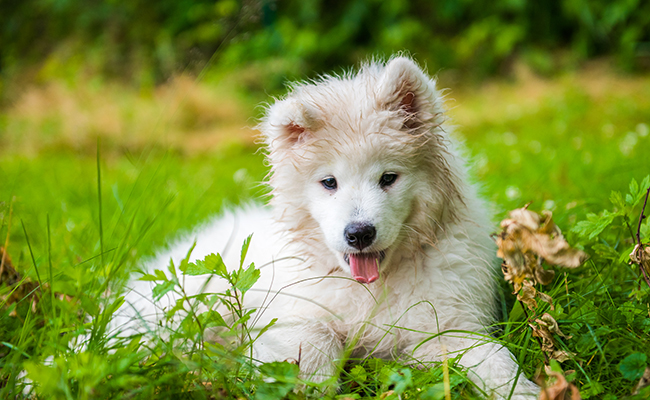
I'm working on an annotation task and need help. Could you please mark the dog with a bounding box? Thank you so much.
[119,57,540,399]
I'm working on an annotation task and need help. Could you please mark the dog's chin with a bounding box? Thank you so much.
[339,250,387,284]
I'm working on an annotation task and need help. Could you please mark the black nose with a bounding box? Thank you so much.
[344,223,376,250]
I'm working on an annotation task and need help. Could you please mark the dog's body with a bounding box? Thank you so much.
[120,57,539,398]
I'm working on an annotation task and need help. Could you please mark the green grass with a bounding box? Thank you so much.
[1,65,650,399]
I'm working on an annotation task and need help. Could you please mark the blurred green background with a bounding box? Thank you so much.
[2,0,650,88]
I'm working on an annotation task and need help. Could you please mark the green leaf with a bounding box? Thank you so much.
[182,253,226,276]
[618,352,647,381]
[231,310,253,328]
[350,365,367,383]
[255,362,299,400]
[610,190,625,209]
[421,383,446,400]
[640,175,650,195]
[199,310,228,328]
[629,175,650,206]
[630,178,639,199]
[152,280,175,301]
[255,318,278,341]
[139,268,168,282]
[591,243,619,261]
[259,361,300,382]
[126,335,143,353]
[580,380,604,398]
[572,210,620,240]
[235,264,260,293]
[177,242,197,276]
[166,298,187,319]
[618,244,636,264]
[240,234,253,268]
[254,382,293,400]
[388,368,412,394]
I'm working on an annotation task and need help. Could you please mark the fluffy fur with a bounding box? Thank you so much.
[120,57,539,399]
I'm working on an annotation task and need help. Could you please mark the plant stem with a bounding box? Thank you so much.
[636,187,650,246]
[519,300,549,364]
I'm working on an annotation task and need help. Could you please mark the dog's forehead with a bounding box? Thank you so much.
[304,129,417,177]
[298,77,389,125]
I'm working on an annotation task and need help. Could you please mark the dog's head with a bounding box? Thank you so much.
[260,57,462,283]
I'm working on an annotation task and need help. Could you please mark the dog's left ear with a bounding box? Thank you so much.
[261,98,322,153]
[376,57,440,131]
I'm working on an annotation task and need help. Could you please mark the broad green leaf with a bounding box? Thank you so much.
[388,368,412,394]
[421,383,446,400]
[618,352,647,381]
[258,361,300,382]
[235,263,260,293]
[254,382,294,400]
[240,234,253,268]
[199,310,228,328]
[182,253,226,276]
[255,362,299,400]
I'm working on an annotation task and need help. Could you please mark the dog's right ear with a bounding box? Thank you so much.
[261,98,321,151]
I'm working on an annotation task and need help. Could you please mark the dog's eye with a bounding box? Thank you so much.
[321,177,338,190]
[379,173,398,188]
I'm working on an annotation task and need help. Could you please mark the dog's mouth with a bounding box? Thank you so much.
[343,251,386,284]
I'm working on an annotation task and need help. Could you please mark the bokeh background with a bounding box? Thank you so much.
[2,0,649,155]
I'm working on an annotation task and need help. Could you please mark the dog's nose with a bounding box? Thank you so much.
[344,223,376,250]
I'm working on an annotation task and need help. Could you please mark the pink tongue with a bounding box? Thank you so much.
[349,254,380,283]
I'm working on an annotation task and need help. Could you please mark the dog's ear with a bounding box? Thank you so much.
[261,98,321,151]
[376,57,439,130]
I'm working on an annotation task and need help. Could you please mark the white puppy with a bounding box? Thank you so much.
[121,57,539,399]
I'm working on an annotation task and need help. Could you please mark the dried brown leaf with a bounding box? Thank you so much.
[499,208,588,271]
[551,350,575,363]
[539,369,581,400]
[508,207,541,231]
[535,266,556,286]
[531,314,572,361]
[630,244,650,273]
[538,313,571,339]
[537,291,555,311]
[531,323,555,353]
[519,283,538,310]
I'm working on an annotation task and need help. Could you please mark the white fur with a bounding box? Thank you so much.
[120,57,539,399]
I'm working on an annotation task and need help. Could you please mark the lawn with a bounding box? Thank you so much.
[1,62,649,399]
